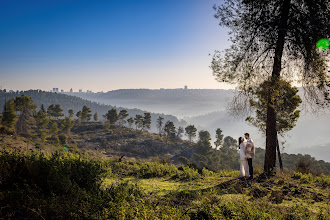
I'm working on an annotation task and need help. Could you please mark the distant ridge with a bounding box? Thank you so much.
[0,90,186,131]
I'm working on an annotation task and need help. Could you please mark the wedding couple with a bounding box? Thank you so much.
[239,133,255,180]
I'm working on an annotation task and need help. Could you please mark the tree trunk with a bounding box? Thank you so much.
[264,0,291,174]
[276,134,283,172]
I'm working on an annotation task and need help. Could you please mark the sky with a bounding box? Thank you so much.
[0,0,230,92]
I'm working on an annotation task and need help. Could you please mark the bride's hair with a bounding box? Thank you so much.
[238,137,242,149]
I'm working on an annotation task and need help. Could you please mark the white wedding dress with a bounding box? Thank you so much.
[239,143,249,177]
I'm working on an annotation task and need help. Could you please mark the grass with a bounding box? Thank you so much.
[1,149,329,219]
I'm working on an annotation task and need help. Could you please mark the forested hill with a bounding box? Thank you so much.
[0,90,186,131]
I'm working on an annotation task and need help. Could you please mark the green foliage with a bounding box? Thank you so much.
[134,114,143,129]
[185,125,197,142]
[142,112,151,131]
[14,95,37,134]
[93,112,98,121]
[81,105,92,122]
[35,109,49,131]
[61,117,74,135]
[197,130,212,155]
[246,80,302,135]
[105,108,119,126]
[14,94,37,114]
[58,133,67,144]
[127,117,134,128]
[175,165,200,181]
[68,109,74,118]
[156,116,164,136]
[214,128,224,148]
[164,120,176,141]
[47,104,64,119]
[1,98,17,131]
[49,121,59,138]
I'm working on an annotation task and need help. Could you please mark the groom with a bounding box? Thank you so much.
[245,133,255,179]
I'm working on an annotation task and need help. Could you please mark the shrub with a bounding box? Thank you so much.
[175,165,201,181]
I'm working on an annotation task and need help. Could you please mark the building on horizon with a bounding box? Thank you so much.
[61,89,64,93]
[53,88,59,93]
[70,88,73,93]
[184,85,188,90]
[79,89,82,93]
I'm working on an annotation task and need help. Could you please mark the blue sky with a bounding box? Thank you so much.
[0,0,230,92]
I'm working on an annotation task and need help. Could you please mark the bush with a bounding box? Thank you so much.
[175,165,201,181]
[295,157,312,174]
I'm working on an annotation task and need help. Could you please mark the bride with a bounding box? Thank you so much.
[239,137,249,178]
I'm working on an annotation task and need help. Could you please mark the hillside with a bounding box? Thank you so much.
[0,90,187,132]
[2,121,329,175]
[68,88,330,162]
[1,113,330,219]
[1,130,330,219]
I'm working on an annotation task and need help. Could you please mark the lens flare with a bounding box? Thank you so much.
[63,144,68,152]
[316,38,330,50]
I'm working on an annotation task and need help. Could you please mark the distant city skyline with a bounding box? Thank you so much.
[0,0,231,92]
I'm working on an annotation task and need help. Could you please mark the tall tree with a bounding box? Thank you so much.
[1,99,17,131]
[14,95,37,134]
[118,110,129,127]
[127,117,134,128]
[53,104,64,119]
[176,126,184,140]
[68,109,74,118]
[185,125,197,142]
[47,104,64,119]
[93,112,98,122]
[212,0,330,173]
[47,104,55,119]
[61,117,74,135]
[142,112,151,131]
[197,130,212,155]
[164,121,176,142]
[134,115,143,130]
[81,106,92,122]
[214,128,224,149]
[76,111,82,124]
[49,121,59,139]
[35,109,49,131]
[156,116,164,137]
[105,108,119,126]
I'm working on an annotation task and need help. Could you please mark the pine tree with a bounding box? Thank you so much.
[185,125,197,142]
[127,117,134,128]
[134,115,143,130]
[14,95,37,134]
[53,104,64,119]
[164,121,176,142]
[68,109,74,118]
[214,128,224,149]
[105,108,119,126]
[1,99,17,131]
[35,109,49,131]
[156,116,164,137]
[212,0,330,173]
[118,110,129,127]
[197,130,212,155]
[49,121,59,139]
[62,117,74,135]
[81,106,92,122]
[142,112,151,131]
[93,112,98,122]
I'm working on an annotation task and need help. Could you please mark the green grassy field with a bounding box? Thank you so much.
[1,149,329,219]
